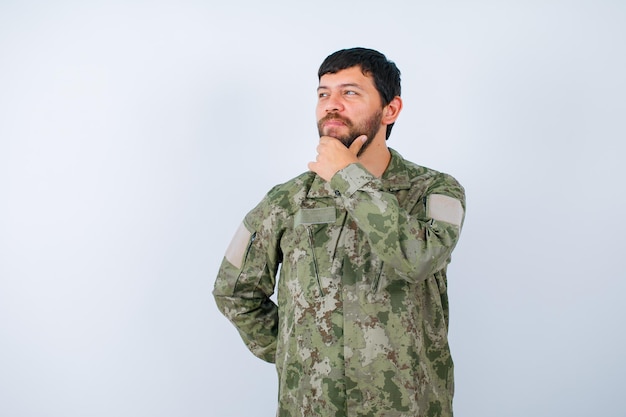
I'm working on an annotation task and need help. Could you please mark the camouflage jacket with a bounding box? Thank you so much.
[213,148,465,417]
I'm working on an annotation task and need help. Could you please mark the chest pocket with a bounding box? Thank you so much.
[294,207,336,226]
[279,207,339,302]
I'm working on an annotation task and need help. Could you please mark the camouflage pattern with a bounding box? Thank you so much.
[213,148,465,417]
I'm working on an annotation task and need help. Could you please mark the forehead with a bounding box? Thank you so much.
[318,66,376,89]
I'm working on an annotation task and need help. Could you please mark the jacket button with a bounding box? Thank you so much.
[334,190,341,197]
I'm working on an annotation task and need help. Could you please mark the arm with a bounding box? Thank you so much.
[212,198,282,363]
[331,162,465,283]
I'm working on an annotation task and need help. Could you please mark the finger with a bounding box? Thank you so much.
[349,135,367,156]
[316,136,332,152]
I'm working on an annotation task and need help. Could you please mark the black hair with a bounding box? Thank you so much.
[318,47,401,139]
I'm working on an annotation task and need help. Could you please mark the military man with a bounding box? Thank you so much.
[213,47,466,417]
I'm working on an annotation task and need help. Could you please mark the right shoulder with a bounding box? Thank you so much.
[264,171,317,211]
[244,171,316,229]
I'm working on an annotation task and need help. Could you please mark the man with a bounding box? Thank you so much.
[213,47,465,417]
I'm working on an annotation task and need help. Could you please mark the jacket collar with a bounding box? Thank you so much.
[307,148,412,198]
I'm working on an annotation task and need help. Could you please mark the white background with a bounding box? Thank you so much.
[1,1,625,416]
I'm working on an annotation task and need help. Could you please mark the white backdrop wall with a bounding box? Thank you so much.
[1,1,625,416]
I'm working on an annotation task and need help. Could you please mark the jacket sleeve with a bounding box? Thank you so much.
[212,196,283,363]
[330,162,465,283]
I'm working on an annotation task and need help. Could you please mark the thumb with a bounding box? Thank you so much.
[349,135,367,156]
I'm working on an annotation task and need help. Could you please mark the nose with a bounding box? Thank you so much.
[324,94,344,113]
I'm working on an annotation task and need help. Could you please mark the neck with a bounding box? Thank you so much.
[358,135,391,178]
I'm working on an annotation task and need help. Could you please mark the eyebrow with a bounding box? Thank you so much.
[317,82,365,91]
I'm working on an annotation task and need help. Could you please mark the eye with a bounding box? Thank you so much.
[318,91,329,98]
[345,90,357,95]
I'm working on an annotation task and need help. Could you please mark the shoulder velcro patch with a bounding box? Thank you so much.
[427,194,464,227]
[224,222,253,269]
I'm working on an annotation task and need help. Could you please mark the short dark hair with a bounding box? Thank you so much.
[318,47,401,139]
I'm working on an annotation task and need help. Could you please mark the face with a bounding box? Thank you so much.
[316,66,385,153]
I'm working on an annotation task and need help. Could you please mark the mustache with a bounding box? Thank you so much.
[318,113,353,127]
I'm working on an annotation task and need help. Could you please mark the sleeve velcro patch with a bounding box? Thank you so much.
[427,194,464,227]
[224,222,253,269]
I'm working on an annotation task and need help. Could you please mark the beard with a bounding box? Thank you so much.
[317,109,383,156]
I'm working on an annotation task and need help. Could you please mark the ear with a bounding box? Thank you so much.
[382,96,403,125]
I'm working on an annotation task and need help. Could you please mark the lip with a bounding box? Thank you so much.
[323,119,346,128]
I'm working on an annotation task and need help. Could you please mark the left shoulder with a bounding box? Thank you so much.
[391,149,463,186]
[389,148,465,204]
